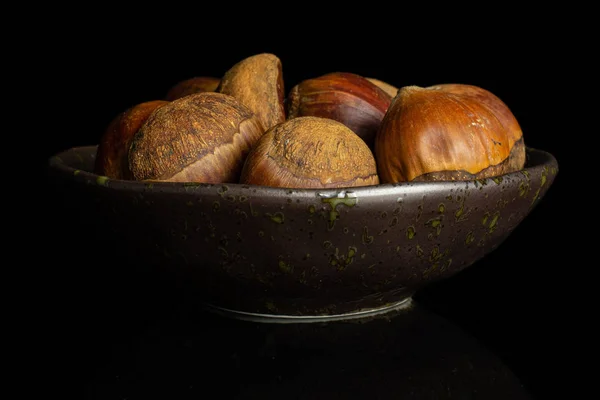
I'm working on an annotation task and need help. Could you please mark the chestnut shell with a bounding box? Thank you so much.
[375,85,526,183]
[287,72,392,149]
[240,116,379,189]
[218,53,285,132]
[95,100,168,180]
[128,92,263,183]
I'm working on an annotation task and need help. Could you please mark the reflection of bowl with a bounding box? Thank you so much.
[48,145,557,321]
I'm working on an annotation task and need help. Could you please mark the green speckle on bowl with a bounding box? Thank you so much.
[329,246,357,271]
[266,212,285,224]
[531,167,549,205]
[183,182,202,192]
[429,246,448,263]
[428,218,442,228]
[465,231,475,245]
[362,227,374,245]
[321,194,358,230]
[416,245,424,257]
[96,176,109,186]
[426,217,443,236]
[519,181,530,197]
[541,171,548,187]
[217,185,229,196]
[416,204,423,222]
[488,212,500,233]
[278,260,293,273]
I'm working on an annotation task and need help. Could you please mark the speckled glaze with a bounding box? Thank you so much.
[48,146,558,318]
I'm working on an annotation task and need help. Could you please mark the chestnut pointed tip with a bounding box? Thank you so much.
[399,85,427,94]
[366,77,399,98]
[396,86,433,102]
[219,52,285,133]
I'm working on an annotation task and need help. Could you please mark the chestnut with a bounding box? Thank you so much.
[375,85,526,183]
[286,72,393,149]
[128,92,263,183]
[95,100,169,179]
[367,77,399,98]
[239,116,379,189]
[217,53,285,132]
[165,76,220,101]
[427,83,525,171]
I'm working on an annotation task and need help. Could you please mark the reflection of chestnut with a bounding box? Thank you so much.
[375,85,526,183]
[128,92,263,183]
[240,116,379,189]
[165,76,220,101]
[286,72,392,149]
[218,53,285,132]
[95,100,168,179]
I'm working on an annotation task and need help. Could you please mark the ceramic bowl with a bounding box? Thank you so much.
[47,145,557,321]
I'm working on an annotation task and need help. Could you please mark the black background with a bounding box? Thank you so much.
[39,15,580,399]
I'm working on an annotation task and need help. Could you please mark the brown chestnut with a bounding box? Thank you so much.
[286,72,392,149]
[95,100,169,179]
[128,92,263,183]
[240,116,379,189]
[367,77,399,98]
[165,76,220,101]
[217,53,285,132]
[427,83,525,171]
[375,85,526,183]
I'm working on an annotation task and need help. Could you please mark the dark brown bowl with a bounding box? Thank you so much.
[48,145,557,321]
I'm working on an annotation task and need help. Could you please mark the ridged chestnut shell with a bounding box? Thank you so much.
[128,92,263,183]
[428,83,525,171]
[286,72,393,149]
[375,85,526,183]
[240,116,379,188]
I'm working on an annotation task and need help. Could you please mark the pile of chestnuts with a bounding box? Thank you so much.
[95,53,526,188]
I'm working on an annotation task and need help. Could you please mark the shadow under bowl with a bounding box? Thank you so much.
[48,146,558,321]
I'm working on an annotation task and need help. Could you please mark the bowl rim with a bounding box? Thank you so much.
[48,145,558,196]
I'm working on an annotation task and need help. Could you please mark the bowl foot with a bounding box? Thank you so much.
[202,297,413,324]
